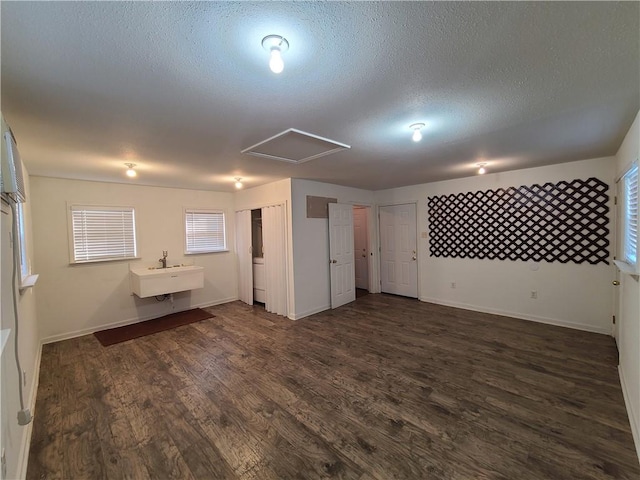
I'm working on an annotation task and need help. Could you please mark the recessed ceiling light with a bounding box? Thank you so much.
[234,177,243,189]
[124,163,137,177]
[477,163,487,175]
[262,35,289,74]
[409,123,425,142]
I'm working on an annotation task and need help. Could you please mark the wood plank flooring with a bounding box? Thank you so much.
[27,295,640,479]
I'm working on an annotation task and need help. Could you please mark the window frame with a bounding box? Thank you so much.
[67,204,139,264]
[184,208,227,255]
[15,202,30,282]
[621,162,638,269]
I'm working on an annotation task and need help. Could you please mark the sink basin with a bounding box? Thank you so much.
[130,265,204,298]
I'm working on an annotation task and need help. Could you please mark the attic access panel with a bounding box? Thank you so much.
[241,128,351,164]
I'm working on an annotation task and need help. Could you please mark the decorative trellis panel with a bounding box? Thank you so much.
[427,177,610,265]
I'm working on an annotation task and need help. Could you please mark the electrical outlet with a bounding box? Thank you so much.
[530,290,538,299]
[450,282,456,289]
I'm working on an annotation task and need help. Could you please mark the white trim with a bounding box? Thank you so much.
[619,365,640,463]
[419,296,611,335]
[614,259,640,276]
[234,199,289,212]
[288,304,331,321]
[19,274,39,292]
[41,296,238,344]
[241,128,350,164]
[16,341,43,480]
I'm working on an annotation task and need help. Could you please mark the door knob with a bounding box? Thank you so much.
[331,259,337,264]
[612,280,620,286]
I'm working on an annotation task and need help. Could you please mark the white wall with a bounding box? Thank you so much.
[30,177,237,342]
[615,110,640,459]
[1,166,40,480]
[290,179,375,319]
[375,156,616,334]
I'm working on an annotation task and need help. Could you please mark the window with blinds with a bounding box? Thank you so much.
[184,209,226,254]
[622,163,638,267]
[69,205,137,263]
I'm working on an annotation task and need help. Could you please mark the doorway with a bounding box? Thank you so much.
[353,206,370,295]
[379,203,418,298]
[251,209,265,304]
[236,204,288,317]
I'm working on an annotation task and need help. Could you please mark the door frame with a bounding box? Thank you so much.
[349,203,379,293]
[612,179,622,345]
[377,201,420,298]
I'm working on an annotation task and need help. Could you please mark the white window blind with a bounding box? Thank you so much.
[70,206,137,263]
[185,209,226,254]
[623,163,638,266]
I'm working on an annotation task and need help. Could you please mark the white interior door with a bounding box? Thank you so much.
[235,210,253,305]
[329,203,355,308]
[353,207,369,290]
[380,204,418,298]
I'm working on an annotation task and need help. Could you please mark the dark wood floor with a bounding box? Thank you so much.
[28,294,640,479]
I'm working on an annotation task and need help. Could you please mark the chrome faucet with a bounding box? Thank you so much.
[159,250,168,268]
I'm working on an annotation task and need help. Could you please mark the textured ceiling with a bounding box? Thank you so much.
[1,2,638,192]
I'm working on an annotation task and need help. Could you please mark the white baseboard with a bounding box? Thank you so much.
[16,341,43,480]
[288,304,331,321]
[619,365,640,463]
[419,297,610,335]
[41,296,238,345]
[192,296,238,310]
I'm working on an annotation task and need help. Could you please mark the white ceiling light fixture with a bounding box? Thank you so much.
[477,163,487,175]
[410,123,425,142]
[262,35,289,74]
[124,163,137,178]
[234,177,243,189]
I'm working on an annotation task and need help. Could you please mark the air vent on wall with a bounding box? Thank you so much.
[241,128,350,164]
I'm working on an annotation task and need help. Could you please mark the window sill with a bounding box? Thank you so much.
[614,260,639,277]
[70,257,141,265]
[184,250,229,255]
[1,328,10,356]
[20,274,39,292]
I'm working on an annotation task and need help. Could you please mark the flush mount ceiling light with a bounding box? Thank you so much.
[124,163,137,178]
[410,123,425,142]
[262,34,289,74]
[477,163,487,175]
[234,177,243,189]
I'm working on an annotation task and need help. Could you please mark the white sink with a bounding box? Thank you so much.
[130,265,204,298]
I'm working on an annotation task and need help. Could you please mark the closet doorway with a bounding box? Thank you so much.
[251,209,265,304]
[236,204,288,317]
